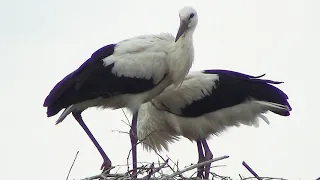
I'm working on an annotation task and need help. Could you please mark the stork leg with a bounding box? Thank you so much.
[196,140,205,179]
[72,112,112,173]
[130,111,138,179]
[201,139,213,179]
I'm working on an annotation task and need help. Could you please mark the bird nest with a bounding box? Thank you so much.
[67,118,288,180]
[66,151,287,180]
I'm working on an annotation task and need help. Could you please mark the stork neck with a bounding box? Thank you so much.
[169,35,194,86]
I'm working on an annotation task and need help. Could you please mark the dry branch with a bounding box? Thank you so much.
[79,155,229,180]
[160,155,229,179]
[66,151,79,180]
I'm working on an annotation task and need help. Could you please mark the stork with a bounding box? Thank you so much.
[43,6,198,176]
[137,69,292,179]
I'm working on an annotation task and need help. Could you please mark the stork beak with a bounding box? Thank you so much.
[175,20,189,42]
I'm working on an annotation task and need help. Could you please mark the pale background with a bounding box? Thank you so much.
[1,0,319,179]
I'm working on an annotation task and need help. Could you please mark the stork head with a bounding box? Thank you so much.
[175,6,198,42]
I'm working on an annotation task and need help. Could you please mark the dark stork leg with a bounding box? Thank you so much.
[196,140,205,179]
[201,139,213,179]
[130,111,138,179]
[72,112,112,173]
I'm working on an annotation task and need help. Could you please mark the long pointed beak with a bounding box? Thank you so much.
[175,20,189,42]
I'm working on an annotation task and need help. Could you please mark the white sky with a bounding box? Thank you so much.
[1,0,319,179]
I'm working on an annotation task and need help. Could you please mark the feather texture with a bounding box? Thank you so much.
[43,32,195,124]
[43,34,177,122]
[137,70,291,152]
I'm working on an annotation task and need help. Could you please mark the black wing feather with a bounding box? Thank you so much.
[179,70,291,117]
[43,44,158,117]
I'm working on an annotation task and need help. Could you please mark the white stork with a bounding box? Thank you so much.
[137,69,292,179]
[43,6,198,175]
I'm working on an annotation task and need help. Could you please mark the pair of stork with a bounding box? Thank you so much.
[43,7,292,179]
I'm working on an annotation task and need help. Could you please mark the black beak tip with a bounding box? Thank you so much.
[175,32,183,42]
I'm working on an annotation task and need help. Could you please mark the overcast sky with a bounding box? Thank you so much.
[1,0,319,179]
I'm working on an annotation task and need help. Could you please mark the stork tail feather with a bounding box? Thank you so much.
[256,100,290,112]
[258,114,270,125]
[55,105,74,125]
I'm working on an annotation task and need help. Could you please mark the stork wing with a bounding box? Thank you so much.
[44,34,173,117]
[43,44,117,108]
[152,70,291,117]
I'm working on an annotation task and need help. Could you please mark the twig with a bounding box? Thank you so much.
[111,130,130,135]
[210,172,231,180]
[145,162,155,179]
[142,159,169,179]
[242,177,287,180]
[166,155,178,172]
[81,174,102,180]
[121,119,131,127]
[242,161,262,180]
[188,163,227,179]
[129,164,149,178]
[157,159,164,175]
[149,148,179,177]
[66,151,79,180]
[121,108,131,127]
[160,155,229,179]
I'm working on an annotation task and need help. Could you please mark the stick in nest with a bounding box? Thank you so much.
[159,155,229,180]
[242,161,262,180]
[66,151,79,180]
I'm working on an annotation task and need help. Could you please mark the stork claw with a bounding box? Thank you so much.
[196,141,205,179]
[197,165,204,178]
[100,159,112,173]
[202,140,213,179]
[204,159,212,179]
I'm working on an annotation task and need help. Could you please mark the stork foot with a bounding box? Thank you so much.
[101,158,112,173]
[202,140,213,180]
[197,157,205,179]
[196,141,205,179]
[203,152,213,179]
[130,112,138,179]
[130,129,138,179]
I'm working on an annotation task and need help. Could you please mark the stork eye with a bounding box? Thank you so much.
[189,13,194,19]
